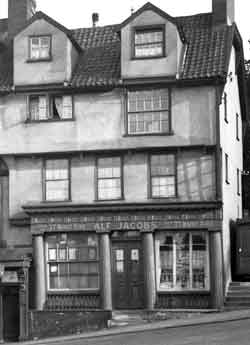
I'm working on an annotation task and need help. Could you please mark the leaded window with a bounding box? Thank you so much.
[30,36,51,60]
[29,95,73,121]
[47,233,99,290]
[97,157,122,200]
[127,89,170,134]
[44,159,70,201]
[156,232,209,291]
[150,154,176,198]
[134,28,164,58]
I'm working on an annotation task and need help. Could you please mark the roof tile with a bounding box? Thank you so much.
[0,12,236,91]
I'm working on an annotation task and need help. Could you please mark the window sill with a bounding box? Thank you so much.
[95,197,124,202]
[43,199,71,203]
[25,118,74,124]
[124,131,174,137]
[131,54,166,60]
[48,290,100,295]
[157,290,210,295]
[26,57,52,63]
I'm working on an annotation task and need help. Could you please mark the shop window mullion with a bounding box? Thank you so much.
[173,236,177,289]
[189,233,192,289]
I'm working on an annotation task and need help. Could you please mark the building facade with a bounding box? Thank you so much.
[0,0,247,340]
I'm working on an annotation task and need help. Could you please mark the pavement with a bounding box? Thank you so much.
[8,308,250,345]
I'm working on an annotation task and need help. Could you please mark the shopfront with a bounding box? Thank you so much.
[24,203,224,311]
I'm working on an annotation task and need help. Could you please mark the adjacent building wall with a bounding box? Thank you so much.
[219,46,243,290]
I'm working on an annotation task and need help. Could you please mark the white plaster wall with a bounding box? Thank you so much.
[0,86,216,155]
[219,46,243,289]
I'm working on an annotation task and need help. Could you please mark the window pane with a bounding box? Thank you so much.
[30,36,50,59]
[47,233,99,290]
[46,180,69,201]
[62,96,73,119]
[175,233,190,289]
[192,234,206,289]
[160,236,173,289]
[127,89,169,134]
[46,159,68,180]
[135,29,163,57]
[157,232,208,291]
[97,157,121,200]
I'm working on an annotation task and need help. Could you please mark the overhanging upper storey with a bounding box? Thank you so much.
[118,2,186,81]
[13,11,81,87]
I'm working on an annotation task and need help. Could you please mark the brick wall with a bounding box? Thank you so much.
[28,310,111,340]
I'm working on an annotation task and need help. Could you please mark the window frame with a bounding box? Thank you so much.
[149,153,177,199]
[46,233,100,292]
[95,156,124,201]
[43,158,71,202]
[155,231,210,292]
[225,153,229,184]
[236,113,240,141]
[237,168,241,196]
[27,94,74,122]
[28,34,52,62]
[126,88,172,136]
[224,92,228,123]
[132,25,165,59]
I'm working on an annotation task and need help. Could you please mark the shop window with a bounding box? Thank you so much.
[29,36,51,61]
[96,157,122,200]
[28,95,73,121]
[156,232,209,291]
[127,89,170,135]
[134,27,164,58]
[150,153,176,198]
[47,233,99,290]
[44,159,70,201]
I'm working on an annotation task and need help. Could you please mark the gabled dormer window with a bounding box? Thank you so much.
[29,35,51,61]
[28,95,73,121]
[134,26,164,58]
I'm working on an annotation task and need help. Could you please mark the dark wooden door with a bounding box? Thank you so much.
[236,227,250,276]
[112,241,144,309]
[3,287,19,342]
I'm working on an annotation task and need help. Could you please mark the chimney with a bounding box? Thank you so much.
[212,0,235,25]
[8,0,36,39]
[92,13,99,27]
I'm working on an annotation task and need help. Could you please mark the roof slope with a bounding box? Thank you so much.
[0,11,240,91]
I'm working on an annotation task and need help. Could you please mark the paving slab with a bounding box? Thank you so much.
[7,308,250,345]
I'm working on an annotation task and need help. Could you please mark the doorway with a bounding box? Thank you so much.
[235,226,250,278]
[112,241,144,309]
[2,286,20,342]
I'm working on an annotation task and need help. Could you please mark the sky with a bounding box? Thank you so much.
[0,0,250,58]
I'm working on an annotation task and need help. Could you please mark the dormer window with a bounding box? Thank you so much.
[134,26,164,58]
[29,36,51,61]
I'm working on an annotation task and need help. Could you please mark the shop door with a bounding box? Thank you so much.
[3,286,20,342]
[112,241,144,309]
[236,227,250,276]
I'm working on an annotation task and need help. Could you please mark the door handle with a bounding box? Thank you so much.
[239,248,242,253]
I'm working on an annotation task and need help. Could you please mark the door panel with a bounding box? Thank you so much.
[112,242,144,309]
